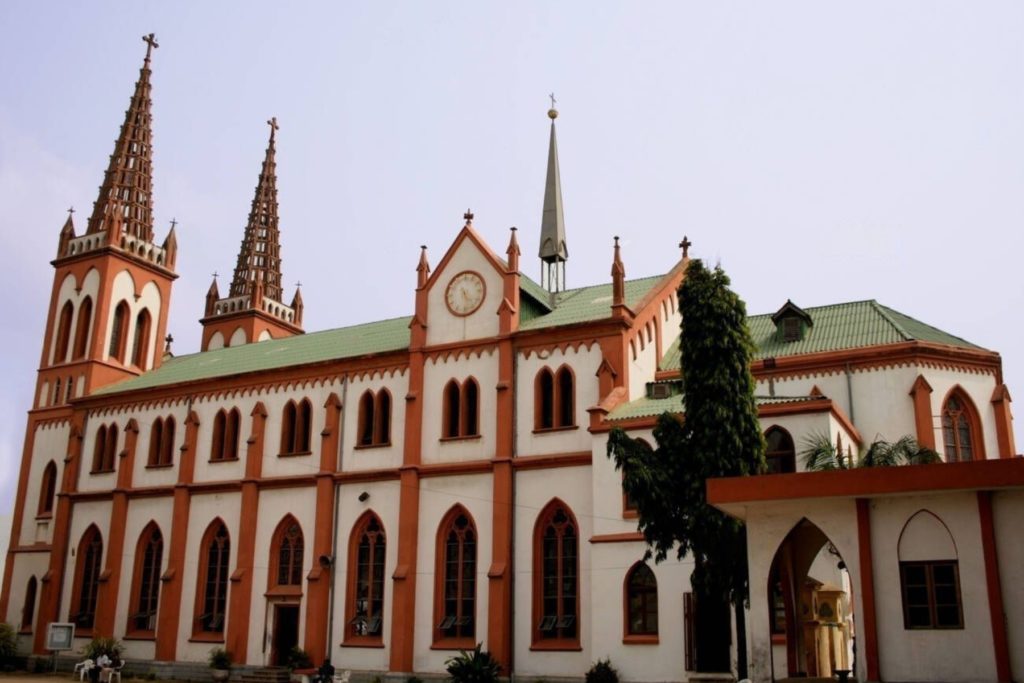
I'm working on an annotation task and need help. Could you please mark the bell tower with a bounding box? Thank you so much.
[36,34,177,408]
[201,118,303,351]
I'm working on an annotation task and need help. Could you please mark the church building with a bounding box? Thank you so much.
[4,36,1023,683]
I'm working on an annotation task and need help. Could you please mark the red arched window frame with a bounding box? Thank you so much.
[193,520,230,637]
[148,418,164,466]
[73,296,93,359]
[92,425,107,472]
[69,525,103,633]
[433,506,477,648]
[211,408,241,461]
[623,562,659,643]
[108,300,131,363]
[555,365,575,428]
[532,499,580,649]
[535,368,555,430]
[92,424,118,473]
[462,379,479,436]
[764,426,796,474]
[281,399,312,455]
[344,511,386,644]
[127,522,163,636]
[942,389,985,462]
[37,461,57,517]
[270,516,304,593]
[54,301,74,364]
[443,381,461,438]
[375,390,391,445]
[131,308,152,368]
[20,576,37,633]
[358,391,375,446]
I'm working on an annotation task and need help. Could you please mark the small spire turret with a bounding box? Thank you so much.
[611,236,625,307]
[417,245,431,289]
[539,95,568,292]
[506,227,520,273]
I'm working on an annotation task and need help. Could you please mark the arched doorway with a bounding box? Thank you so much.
[767,519,855,681]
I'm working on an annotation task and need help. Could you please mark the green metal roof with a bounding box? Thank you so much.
[518,275,664,331]
[97,274,670,397]
[607,394,821,422]
[96,316,413,395]
[659,299,983,372]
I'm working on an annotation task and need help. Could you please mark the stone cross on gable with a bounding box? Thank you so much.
[679,235,692,259]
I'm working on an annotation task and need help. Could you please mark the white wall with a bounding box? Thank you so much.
[19,421,69,546]
[341,370,407,473]
[421,351,498,465]
[425,238,504,347]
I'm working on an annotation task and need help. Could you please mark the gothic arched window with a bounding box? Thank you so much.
[54,301,74,364]
[148,417,175,467]
[131,308,152,368]
[345,512,386,643]
[211,408,241,461]
[434,506,476,646]
[764,426,796,474]
[128,523,163,634]
[624,562,659,638]
[38,461,57,517]
[942,391,982,462]
[272,517,304,587]
[281,399,312,455]
[194,521,230,634]
[73,297,93,359]
[108,300,131,363]
[533,500,579,647]
[20,576,37,632]
[70,525,103,631]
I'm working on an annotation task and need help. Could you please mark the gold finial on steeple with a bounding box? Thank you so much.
[548,92,558,120]
[142,33,159,66]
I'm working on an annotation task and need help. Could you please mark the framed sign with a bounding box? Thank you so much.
[46,622,75,652]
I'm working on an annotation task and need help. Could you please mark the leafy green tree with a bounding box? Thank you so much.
[801,432,941,470]
[608,259,764,677]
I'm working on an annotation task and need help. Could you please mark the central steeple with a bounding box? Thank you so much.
[539,96,568,292]
[200,118,303,351]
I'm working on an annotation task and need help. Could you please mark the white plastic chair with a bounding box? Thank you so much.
[74,659,95,682]
[332,671,351,683]
[107,662,125,683]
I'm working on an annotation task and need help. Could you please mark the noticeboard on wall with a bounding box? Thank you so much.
[45,622,75,652]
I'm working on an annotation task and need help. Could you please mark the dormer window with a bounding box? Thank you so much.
[771,300,813,343]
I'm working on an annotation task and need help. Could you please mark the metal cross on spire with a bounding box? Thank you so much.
[67,206,75,217]
[142,33,159,65]
[169,217,177,230]
[267,116,279,142]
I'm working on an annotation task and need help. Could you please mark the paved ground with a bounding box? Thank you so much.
[0,676,73,683]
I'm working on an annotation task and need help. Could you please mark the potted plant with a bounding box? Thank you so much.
[444,644,500,683]
[208,647,232,682]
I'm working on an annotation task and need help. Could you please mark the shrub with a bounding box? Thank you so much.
[286,647,313,671]
[208,647,233,670]
[82,637,124,661]
[444,644,500,683]
[407,677,424,683]
[0,623,16,664]
[585,659,619,683]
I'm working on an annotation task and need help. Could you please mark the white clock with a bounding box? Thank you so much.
[445,271,486,316]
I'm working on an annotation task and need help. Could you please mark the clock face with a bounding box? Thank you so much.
[445,271,486,316]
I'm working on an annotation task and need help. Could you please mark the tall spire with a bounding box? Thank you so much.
[230,117,284,303]
[539,94,568,292]
[86,33,158,243]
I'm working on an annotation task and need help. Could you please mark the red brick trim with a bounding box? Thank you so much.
[977,491,1012,682]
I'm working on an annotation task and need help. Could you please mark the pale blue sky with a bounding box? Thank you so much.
[1,2,1023,511]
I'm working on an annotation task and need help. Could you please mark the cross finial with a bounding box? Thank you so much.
[679,235,692,259]
[67,206,75,217]
[212,271,219,280]
[267,117,279,142]
[549,92,556,109]
[169,217,177,230]
[142,33,159,65]
[164,333,173,352]
[464,209,474,225]
[296,280,303,288]
[548,92,559,120]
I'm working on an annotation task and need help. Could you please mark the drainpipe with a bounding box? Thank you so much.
[327,376,349,658]
[844,363,856,425]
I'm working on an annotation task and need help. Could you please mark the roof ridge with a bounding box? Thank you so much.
[869,300,914,342]
[749,298,878,318]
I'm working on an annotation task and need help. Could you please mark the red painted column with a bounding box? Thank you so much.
[94,418,140,634]
[855,498,880,682]
[488,335,515,672]
[303,393,342,664]
[33,413,85,654]
[155,410,200,661]
[226,402,267,663]
[977,491,1012,682]
[0,413,44,620]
